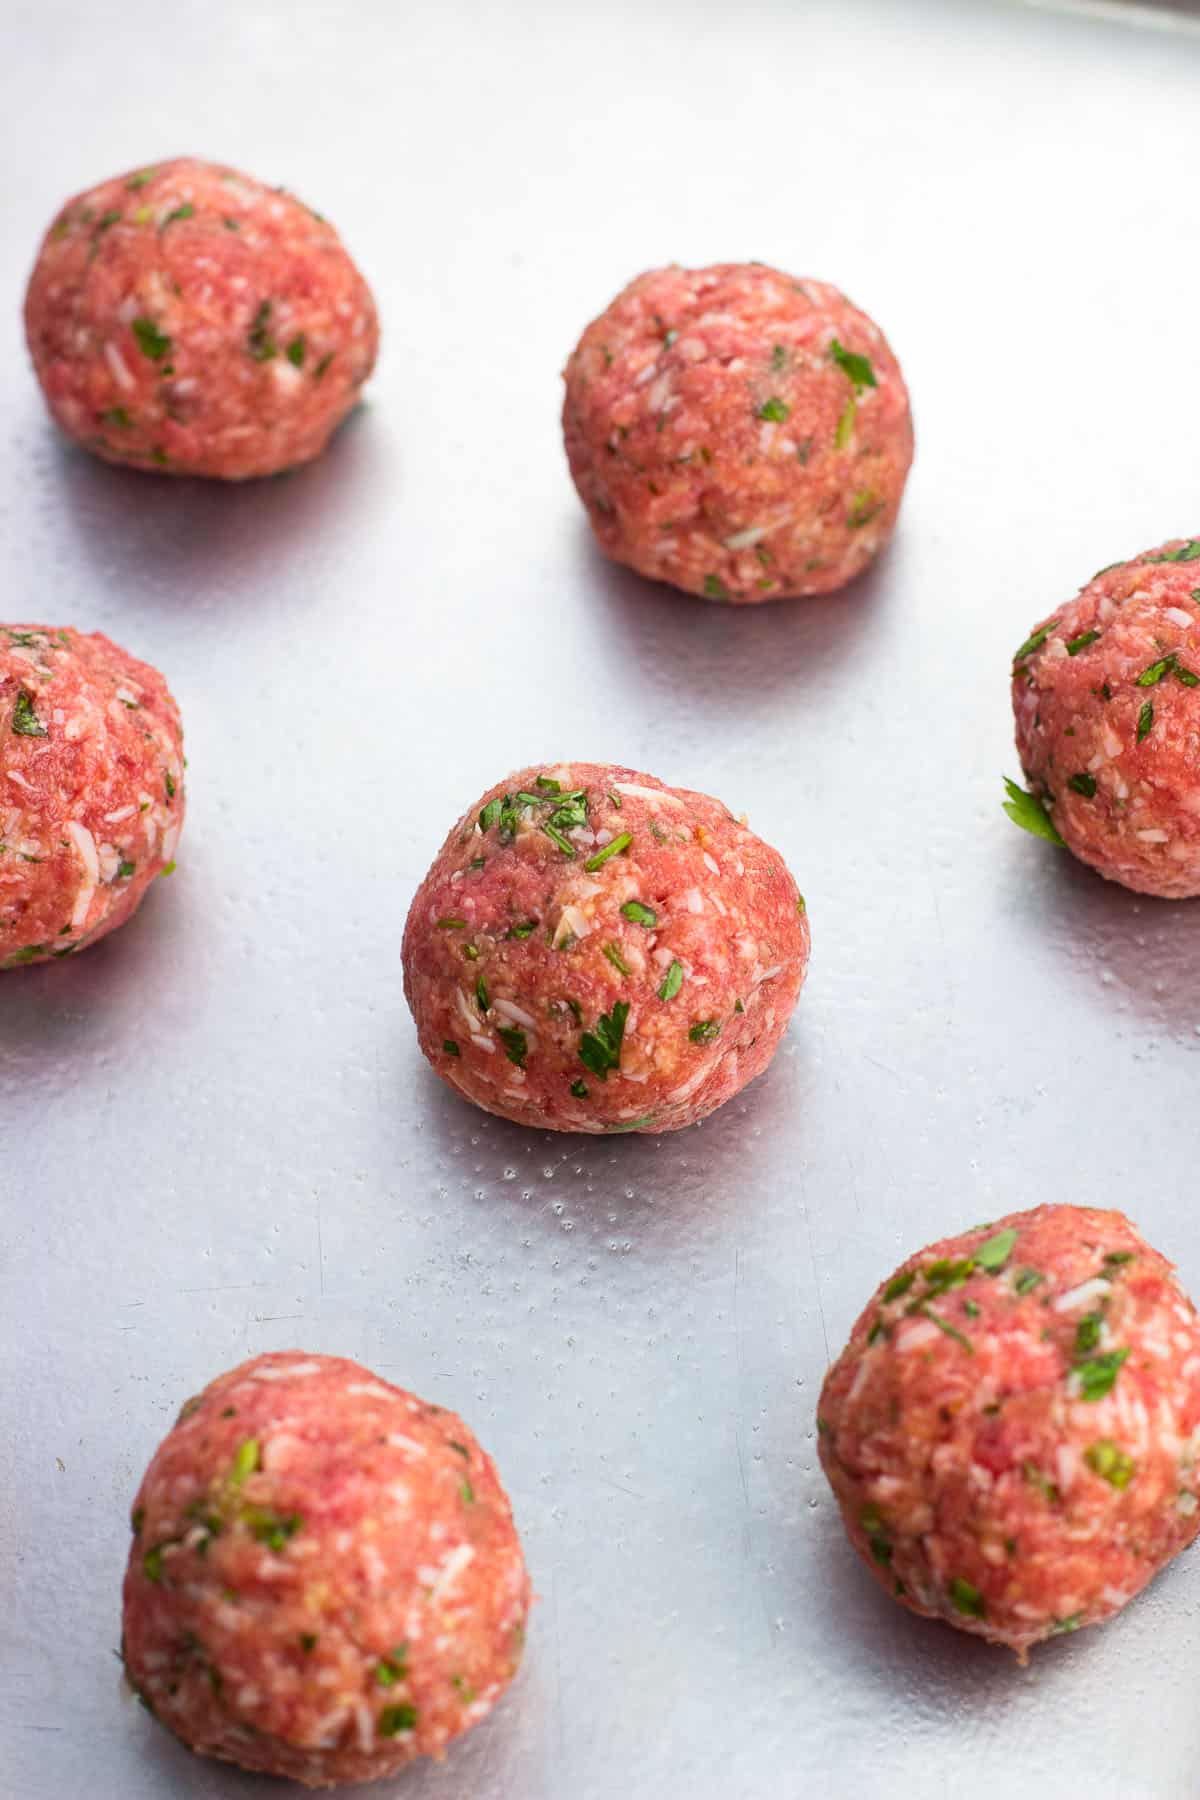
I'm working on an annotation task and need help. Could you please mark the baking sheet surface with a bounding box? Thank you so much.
[3,2,1200,1795]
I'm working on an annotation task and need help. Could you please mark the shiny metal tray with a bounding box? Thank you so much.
[4,1,1200,1795]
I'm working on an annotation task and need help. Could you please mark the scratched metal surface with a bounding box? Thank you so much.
[2,1,1200,1796]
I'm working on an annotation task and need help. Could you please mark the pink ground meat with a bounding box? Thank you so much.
[122,1352,530,1789]
[403,762,810,1133]
[25,156,378,480]
[1,625,184,967]
[562,262,913,602]
[1011,537,1200,896]
[819,1204,1200,1657]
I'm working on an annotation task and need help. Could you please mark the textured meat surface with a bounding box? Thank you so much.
[562,263,913,602]
[402,762,810,1133]
[122,1352,530,1789]
[818,1204,1200,1655]
[1012,537,1200,896]
[1,625,184,967]
[25,156,378,479]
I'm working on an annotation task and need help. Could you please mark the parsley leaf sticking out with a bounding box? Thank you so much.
[1066,630,1100,656]
[126,169,156,190]
[1073,1347,1129,1401]
[584,832,631,872]
[829,339,877,390]
[688,1019,720,1044]
[1012,619,1060,664]
[162,203,194,228]
[378,1704,417,1736]
[1146,540,1200,564]
[479,797,504,833]
[579,1000,628,1080]
[12,691,47,737]
[1085,1440,1135,1489]
[602,942,631,976]
[976,1228,1017,1272]
[921,1307,974,1353]
[1074,1313,1103,1356]
[247,300,277,360]
[1013,1268,1043,1296]
[570,1078,589,1098]
[1068,772,1096,798]
[658,960,684,1002]
[286,335,306,368]
[131,317,171,360]
[442,1039,460,1056]
[1103,1251,1134,1269]
[229,1439,260,1487]
[496,1026,527,1067]
[882,1270,915,1302]
[1137,701,1154,742]
[1002,777,1065,845]
[703,574,729,600]
[1050,1613,1082,1636]
[948,1578,986,1618]
[757,396,790,423]
[620,899,657,927]
[1137,655,1175,687]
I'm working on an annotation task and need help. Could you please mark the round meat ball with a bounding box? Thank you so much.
[818,1204,1200,1657]
[1,625,184,968]
[562,262,913,602]
[1012,537,1200,896]
[122,1352,530,1789]
[25,156,378,479]
[403,761,810,1133]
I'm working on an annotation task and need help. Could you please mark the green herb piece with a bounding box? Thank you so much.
[478,797,504,833]
[602,942,631,976]
[658,960,684,1002]
[448,1441,470,1459]
[247,300,276,360]
[1085,1439,1135,1489]
[376,1648,408,1686]
[688,1019,721,1044]
[585,832,632,873]
[496,1026,527,1067]
[976,1228,1017,1272]
[847,489,882,529]
[579,1000,628,1080]
[95,209,122,234]
[1075,1313,1103,1356]
[882,1269,915,1302]
[868,1532,892,1566]
[300,1633,318,1653]
[1067,772,1097,798]
[451,1674,477,1701]
[378,1704,417,1736]
[1050,1613,1083,1635]
[131,1508,145,1535]
[830,339,877,390]
[1137,701,1154,742]
[131,316,171,360]
[867,1318,888,1346]
[460,1479,475,1505]
[244,1508,302,1551]
[442,1039,460,1056]
[11,691,47,737]
[757,396,790,423]
[607,788,622,809]
[1066,630,1100,656]
[734,998,745,1014]
[922,1257,975,1299]
[1014,1268,1043,1295]
[164,770,177,800]
[703,574,729,600]
[1176,664,1200,688]
[1002,776,1065,845]
[620,899,657,927]
[1146,540,1200,563]
[770,344,787,371]
[1022,1460,1060,1505]
[143,1546,164,1582]
[461,943,478,960]
[948,1577,986,1618]
[314,351,334,379]
[1103,1251,1134,1269]
[6,944,46,965]
[921,1307,974,1353]
[286,335,306,368]
[436,916,467,929]
[1012,619,1060,664]
[962,1298,980,1319]
[1137,655,1175,687]
[605,1114,654,1132]
[224,216,240,230]
[1073,1347,1129,1401]
[229,1439,260,1487]
[126,169,156,189]
[506,919,538,940]
[474,974,490,1013]
[162,203,194,228]
[570,1078,589,1098]
[834,397,856,449]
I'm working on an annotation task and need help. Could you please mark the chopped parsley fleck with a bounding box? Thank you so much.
[247,300,277,360]
[300,1633,318,1653]
[604,1115,654,1132]
[286,335,306,368]
[378,1704,417,1736]
[1146,540,1200,563]
[579,999,628,1080]
[131,1507,145,1535]
[922,1257,975,1299]
[223,216,240,230]
[244,1508,302,1551]
[867,1318,888,1346]
[921,1307,973,1353]
[620,899,657,927]
[126,169,156,189]
[442,1038,460,1056]
[1073,1347,1129,1401]
[11,691,47,737]
[964,1299,981,1319]
[497,1026,527,1068]
[1013,1268,1043,1295]
[314,351,334,380]
[703,574,729,600]
[570,1078,589,1098]
[131,317,171,360]
[1049,1613,1082,1636]
[475,975,489,1013]
[1002,776,1064,844]
[734,998,745,1014]
[602,941,631,976]
[770,344,787,371]
[460,1479,476,1505]
[1066,630,1100,656]
[948,1577,986,1618]
[1137,701,1154,742]
[436,915,467,929]
[1103,1251,1134,1269]
[1067,772,1096,798]
[1012,619,1060,664]
[584,832,632,872]
[229,1439,260,1486]
[829,339,877,390]
[376,1648,408,1686]
[1085,1439,1135,1489]
[658,960,684,1002]
[478,797,504,833]
[1074,1313,1103,1356]
[162,203,194,228]
[834,397,856,449]
[116,860,136,879]
[461,942,478,960]
[882,1269,915,1302]
[1022,1460,1060,1505]
[506,919,538,940]
[688,1019,721,1044]
[1137,655,1175,687]
[143,1546,164,1582]
[975,1228,1017,1272]
[1177,664,1200,688]
[757,396,790,423]
[607,788,622,809]
[165,771,176,799]
[449,1441,470,1459]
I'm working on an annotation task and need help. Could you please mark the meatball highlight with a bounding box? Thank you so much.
[122,1352,530,1789]
[562,262,913,602]
[818,1204,1200,1657]
[403,762,810,1133]
[1,625,184,968]
[25,156,378,479]
[1011,537,1200,896]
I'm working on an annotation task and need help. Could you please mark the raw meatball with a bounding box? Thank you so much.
[818,1204,1200,1657]
[25,157,378,479]
[403,762,809,1133]
[122,1352,530,1789]
[562,262,913,602]
[1,625,184,968]
[1011,537,1200,896]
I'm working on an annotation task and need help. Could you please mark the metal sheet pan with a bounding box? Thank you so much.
[3,2,1200,1794]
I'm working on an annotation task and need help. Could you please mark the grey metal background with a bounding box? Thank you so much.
[2,1,1200,1795]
